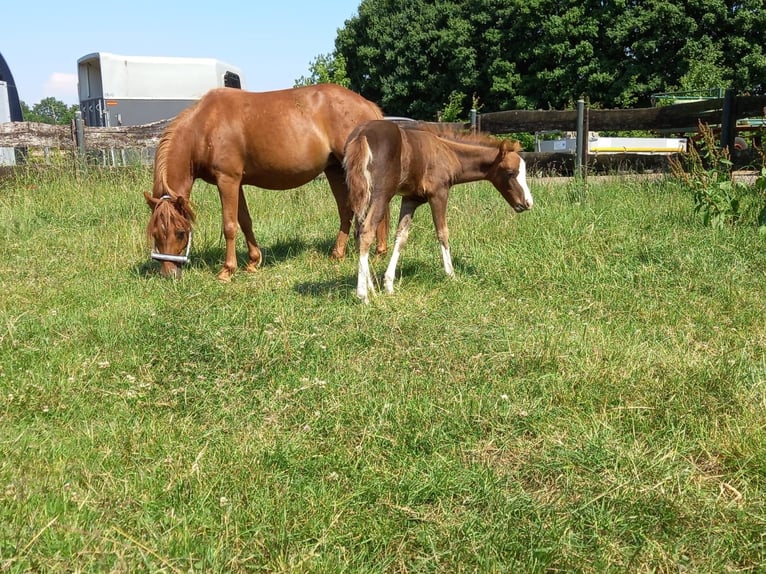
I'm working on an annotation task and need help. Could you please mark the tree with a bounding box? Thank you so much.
[21,97,78,125]
[335,0,766,118]
[294,53,351,88]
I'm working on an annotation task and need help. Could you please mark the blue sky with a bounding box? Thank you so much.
[2,0,362,106]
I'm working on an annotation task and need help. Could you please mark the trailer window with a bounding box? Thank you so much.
[224,72,241,89]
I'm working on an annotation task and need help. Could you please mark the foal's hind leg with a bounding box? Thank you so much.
[325,164,389,259]
[236,186,262,272]
[383,197,422,294]
[356,200,391,303]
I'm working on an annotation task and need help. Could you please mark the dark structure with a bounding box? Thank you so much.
[0,51,24,121]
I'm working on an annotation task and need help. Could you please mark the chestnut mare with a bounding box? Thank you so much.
[344,120,533,303]
[144,84,388,280]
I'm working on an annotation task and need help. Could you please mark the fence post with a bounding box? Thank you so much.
[74,111,86,175]
[720,88,736,153]
[470,108,477,133]
[575,99,586,181]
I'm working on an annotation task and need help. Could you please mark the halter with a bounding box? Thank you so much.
[150,195,193,265]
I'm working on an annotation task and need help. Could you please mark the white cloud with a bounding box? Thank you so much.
[44,72,78,104]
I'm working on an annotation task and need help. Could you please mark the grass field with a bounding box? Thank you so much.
[1,165,765,572]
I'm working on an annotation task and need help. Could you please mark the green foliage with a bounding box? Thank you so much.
[20,97,78,125]
[439,90,466,122]
[294,53,351,88]
[671,121,766,229]
[335,0,766,118]
[3,167,766,571]
[678,38,726,92]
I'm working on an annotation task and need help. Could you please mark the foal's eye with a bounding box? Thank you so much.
[175,230,187,241]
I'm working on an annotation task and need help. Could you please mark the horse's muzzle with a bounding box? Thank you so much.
[159,261,183,279]
[151,232,193,268]
[513,202,532,213]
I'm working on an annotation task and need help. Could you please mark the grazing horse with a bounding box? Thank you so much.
[344,120,533,303]
[144,84,388,280]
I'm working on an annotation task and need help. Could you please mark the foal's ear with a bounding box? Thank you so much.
[500,140,522,154]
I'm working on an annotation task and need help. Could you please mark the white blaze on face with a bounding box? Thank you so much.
[518,157,533,208]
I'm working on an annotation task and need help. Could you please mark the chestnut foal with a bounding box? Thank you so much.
[344,120,533,303]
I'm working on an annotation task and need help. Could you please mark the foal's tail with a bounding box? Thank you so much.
[343,134,374,222]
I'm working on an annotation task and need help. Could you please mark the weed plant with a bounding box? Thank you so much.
[670,120,766,229]
[1,165,765,572]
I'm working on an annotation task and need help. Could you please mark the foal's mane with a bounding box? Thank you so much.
[411,123,517,150]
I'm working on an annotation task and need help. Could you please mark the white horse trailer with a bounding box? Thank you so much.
[77,52,244,127]
[0,81,14,165]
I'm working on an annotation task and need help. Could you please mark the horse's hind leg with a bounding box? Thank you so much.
[236,186,262,272]
[325,164,353,259]
[383,197,421,294]
[325,164,388,259]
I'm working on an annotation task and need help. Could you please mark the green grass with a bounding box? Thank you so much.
[1,165,765,572]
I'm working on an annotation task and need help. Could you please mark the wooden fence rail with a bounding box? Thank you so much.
[0,94,763,175]
[480,94,766,134]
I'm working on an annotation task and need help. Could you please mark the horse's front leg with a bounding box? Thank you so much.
[216,178,242,282]
[428,192,455,279]
[383,197,420,294]
[236,186,262,272]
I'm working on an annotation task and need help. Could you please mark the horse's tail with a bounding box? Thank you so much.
[343,133,374,222]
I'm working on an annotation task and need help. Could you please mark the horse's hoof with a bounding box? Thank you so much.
[217,270,234,282]
[244,263,259,273]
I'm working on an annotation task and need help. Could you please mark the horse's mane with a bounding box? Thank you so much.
[150,103,200,224]
[153,103,199,198]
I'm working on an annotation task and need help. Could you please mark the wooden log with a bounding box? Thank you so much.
[0,122,72,147]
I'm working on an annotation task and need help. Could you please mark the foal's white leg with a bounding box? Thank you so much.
[384,199,418,294]
[357,252,375,304]
[440,244,455,278]
[383,236,405,294]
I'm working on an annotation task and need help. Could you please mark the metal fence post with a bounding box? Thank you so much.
[575,99,586,181]
[720,88,736,153]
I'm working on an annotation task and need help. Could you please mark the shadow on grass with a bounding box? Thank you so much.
[135,236,339,278]
[291,253,480,300]
[293,277,355,299]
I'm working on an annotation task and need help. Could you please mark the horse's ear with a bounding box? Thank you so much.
[176,195,197,223]
[144,191,159,209]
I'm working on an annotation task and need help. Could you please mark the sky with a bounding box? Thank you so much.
[2,0,363,106]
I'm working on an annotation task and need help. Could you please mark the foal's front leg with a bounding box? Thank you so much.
[383,197,421,294]
[428,193,455,278]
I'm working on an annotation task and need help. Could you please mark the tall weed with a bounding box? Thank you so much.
[670,120,766,229]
